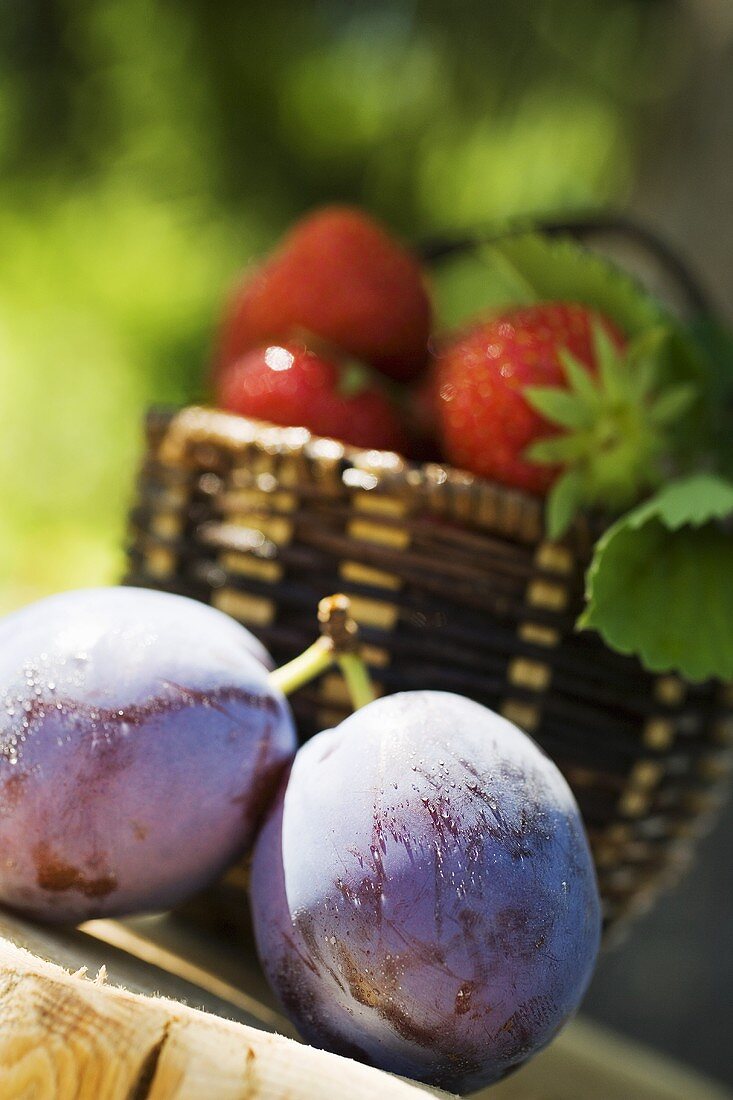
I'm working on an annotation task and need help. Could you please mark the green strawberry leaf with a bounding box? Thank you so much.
[649,384,696,427]
[523,386,592,429]
[432,249,537,329]
[559,349,600,406]
[481,245,540,305]
[526,434,587,464]
[579,474,733,681]
[592,321,625,401]
[627,324,667,364]
[619,472,733,529]
[627,345,661,402]
[546,469,586,541]
[431,231,664,332]
[486,233,669,335]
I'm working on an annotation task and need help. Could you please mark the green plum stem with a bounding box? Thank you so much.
[267,593,377,710]
[337,651,376,710]
[268,635,334,697]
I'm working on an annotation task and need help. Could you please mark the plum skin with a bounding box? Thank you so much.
[250,691,601,1093]
[0,587,295,923]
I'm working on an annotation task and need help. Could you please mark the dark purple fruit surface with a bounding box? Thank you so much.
[0,586,295,922]
[250,691,600,1092]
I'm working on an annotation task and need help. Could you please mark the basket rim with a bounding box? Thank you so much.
[148,404,602,552]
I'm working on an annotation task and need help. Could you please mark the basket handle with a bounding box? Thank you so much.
[416,212,712,320]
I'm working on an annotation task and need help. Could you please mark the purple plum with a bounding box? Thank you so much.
[250,691,600,1092]
[0,586,295,922]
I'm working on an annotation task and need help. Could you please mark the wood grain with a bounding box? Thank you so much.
[0,937,448,1100]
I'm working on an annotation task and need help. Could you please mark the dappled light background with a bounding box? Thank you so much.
[0,0,694,610]
[1,0,732,1088]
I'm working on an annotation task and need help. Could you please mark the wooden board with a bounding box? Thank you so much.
[0,911,444,1100]
[0,909,730,1100]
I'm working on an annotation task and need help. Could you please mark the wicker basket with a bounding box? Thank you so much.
[126,403,733,936]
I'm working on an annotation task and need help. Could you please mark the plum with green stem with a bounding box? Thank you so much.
[0,587,344,923]
[250,670,600,1091]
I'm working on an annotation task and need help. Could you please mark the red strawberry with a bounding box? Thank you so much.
[216,206,431,383]
[434,303,626,495]
[216,343,410,453]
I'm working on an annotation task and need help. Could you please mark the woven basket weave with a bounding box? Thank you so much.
[126,404,733,935]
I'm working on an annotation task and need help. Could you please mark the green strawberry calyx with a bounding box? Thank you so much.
[523,321,697,539]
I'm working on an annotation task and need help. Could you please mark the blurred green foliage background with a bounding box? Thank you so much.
[0,0,692,611]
